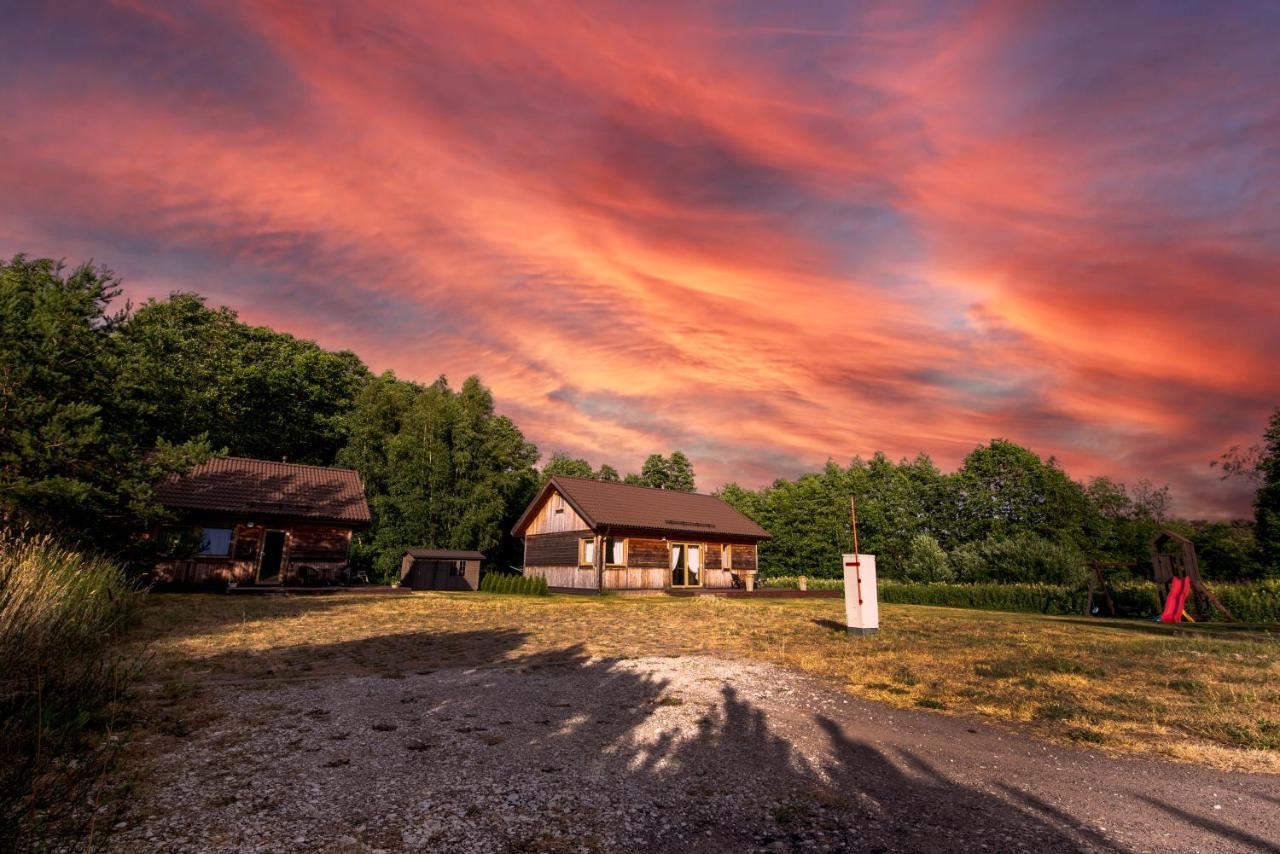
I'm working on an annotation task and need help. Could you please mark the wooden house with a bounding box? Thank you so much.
[399,549,484,591]
[512,476,770,592]
[151,457,371,587]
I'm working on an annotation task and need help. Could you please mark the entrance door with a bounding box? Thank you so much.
[670,543,703,588]
[257,530,287,584]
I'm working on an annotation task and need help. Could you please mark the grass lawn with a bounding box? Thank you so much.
[128,591,1280,772]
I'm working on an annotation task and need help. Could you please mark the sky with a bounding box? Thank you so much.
[2,1,1278,518]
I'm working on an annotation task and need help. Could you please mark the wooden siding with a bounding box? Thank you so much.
[152,520,353,586]
[401,558,480,591]
[732,544,758,571]
[525,531,584,566]
[524,565,597,589]
[524,537,758,590]
[523,489,590,534]
[602,568,668,589]
[626,538,669,569]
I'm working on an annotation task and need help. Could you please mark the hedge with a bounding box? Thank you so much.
[479,573,549,596]
[760,576,1280,623]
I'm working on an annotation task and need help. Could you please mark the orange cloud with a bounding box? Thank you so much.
[1,0,1275,516]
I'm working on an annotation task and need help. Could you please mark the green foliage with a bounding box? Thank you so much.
[113,293,371,465]
[759,575,844,591]
[881,582,1085,616]
[0,534,143,846]
[760,575,1278,624]
[630,451,697,492]
[945,440,1091,546]
[902,533,954,583]
[1255,409,1280,575]
[0,256,210,556]
[479,572,549,596]
[338,374,539,580]
[948,534,1087,587]
[540,453,595,481]
[1213,579,1280,623]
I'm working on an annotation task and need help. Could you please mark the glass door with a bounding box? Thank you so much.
[670,543,703,588]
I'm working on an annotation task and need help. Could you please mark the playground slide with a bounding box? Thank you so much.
[1160,577,1191,623]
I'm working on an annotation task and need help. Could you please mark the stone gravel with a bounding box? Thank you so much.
[101,654,1278,853]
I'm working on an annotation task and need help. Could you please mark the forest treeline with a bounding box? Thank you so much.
[2,254,1277,582]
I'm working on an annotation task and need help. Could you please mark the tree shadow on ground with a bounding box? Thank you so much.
[121,622,1150,852]
[1135,794,1277,851]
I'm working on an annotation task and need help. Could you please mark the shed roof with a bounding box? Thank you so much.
[155,457,372,525]
[514,476,770,540]
[403,549,486,560]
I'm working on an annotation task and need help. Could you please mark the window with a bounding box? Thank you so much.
[580,537,626,567]
[450,561,466,577]
[722,544,732,570]
[553,494,565,513]
[198,527,233,557]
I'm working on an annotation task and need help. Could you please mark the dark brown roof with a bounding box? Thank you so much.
[404,549,486,560]
[514,476,770,540]
[155,457,372,525]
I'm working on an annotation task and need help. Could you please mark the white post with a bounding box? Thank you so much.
[842,554,878,635]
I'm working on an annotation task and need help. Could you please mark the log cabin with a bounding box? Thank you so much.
[512,476,770,593]
[150,456,371,587]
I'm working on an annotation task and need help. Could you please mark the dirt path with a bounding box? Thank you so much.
[110,653,1277,853]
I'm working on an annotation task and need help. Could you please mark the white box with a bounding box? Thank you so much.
[842,553,878,635]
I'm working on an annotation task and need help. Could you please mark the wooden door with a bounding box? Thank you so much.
[257,530,287,585]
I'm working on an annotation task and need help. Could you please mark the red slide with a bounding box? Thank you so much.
[1160,577,1191,623]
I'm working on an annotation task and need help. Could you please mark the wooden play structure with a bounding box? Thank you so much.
[1087,529,1235,622]
[1149,530,1235,623]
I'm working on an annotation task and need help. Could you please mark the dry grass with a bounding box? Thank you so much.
[128,591,1280,773]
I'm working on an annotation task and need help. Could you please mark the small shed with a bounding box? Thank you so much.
[400,549,484,591]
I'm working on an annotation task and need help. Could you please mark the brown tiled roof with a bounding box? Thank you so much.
[404,549,486,560]
[155,457,372,525]
[514,476,770,540]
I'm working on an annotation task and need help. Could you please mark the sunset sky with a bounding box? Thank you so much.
[3,1,1277,517]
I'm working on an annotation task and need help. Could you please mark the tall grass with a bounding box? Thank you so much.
[0,533,143,847]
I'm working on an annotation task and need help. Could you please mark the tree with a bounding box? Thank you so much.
[902,533,954,583]
[665,451,696,492]
[114,293,370,465]
[1253,409,1280,573]
[0,255,208,556]
[946,440,1090,549]
[596,463,620,482]
[540,453,595,482]
[339,374,539,579]
[632,452,697,492]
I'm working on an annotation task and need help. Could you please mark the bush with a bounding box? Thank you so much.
[479,572,548,596]
[880,581,1089,615]
[0,534,143,847]
[761,576,843,590]
[948,534,1087,587]
[902,534,954,583]
[1212,579,1280,623]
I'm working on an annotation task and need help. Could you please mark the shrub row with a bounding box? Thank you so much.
[760,575,1280,623]
[0,534,143,847]
[760,575,843,591]
[479,573,549,596]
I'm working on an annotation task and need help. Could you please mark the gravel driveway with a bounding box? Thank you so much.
[109,647,1278,853]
